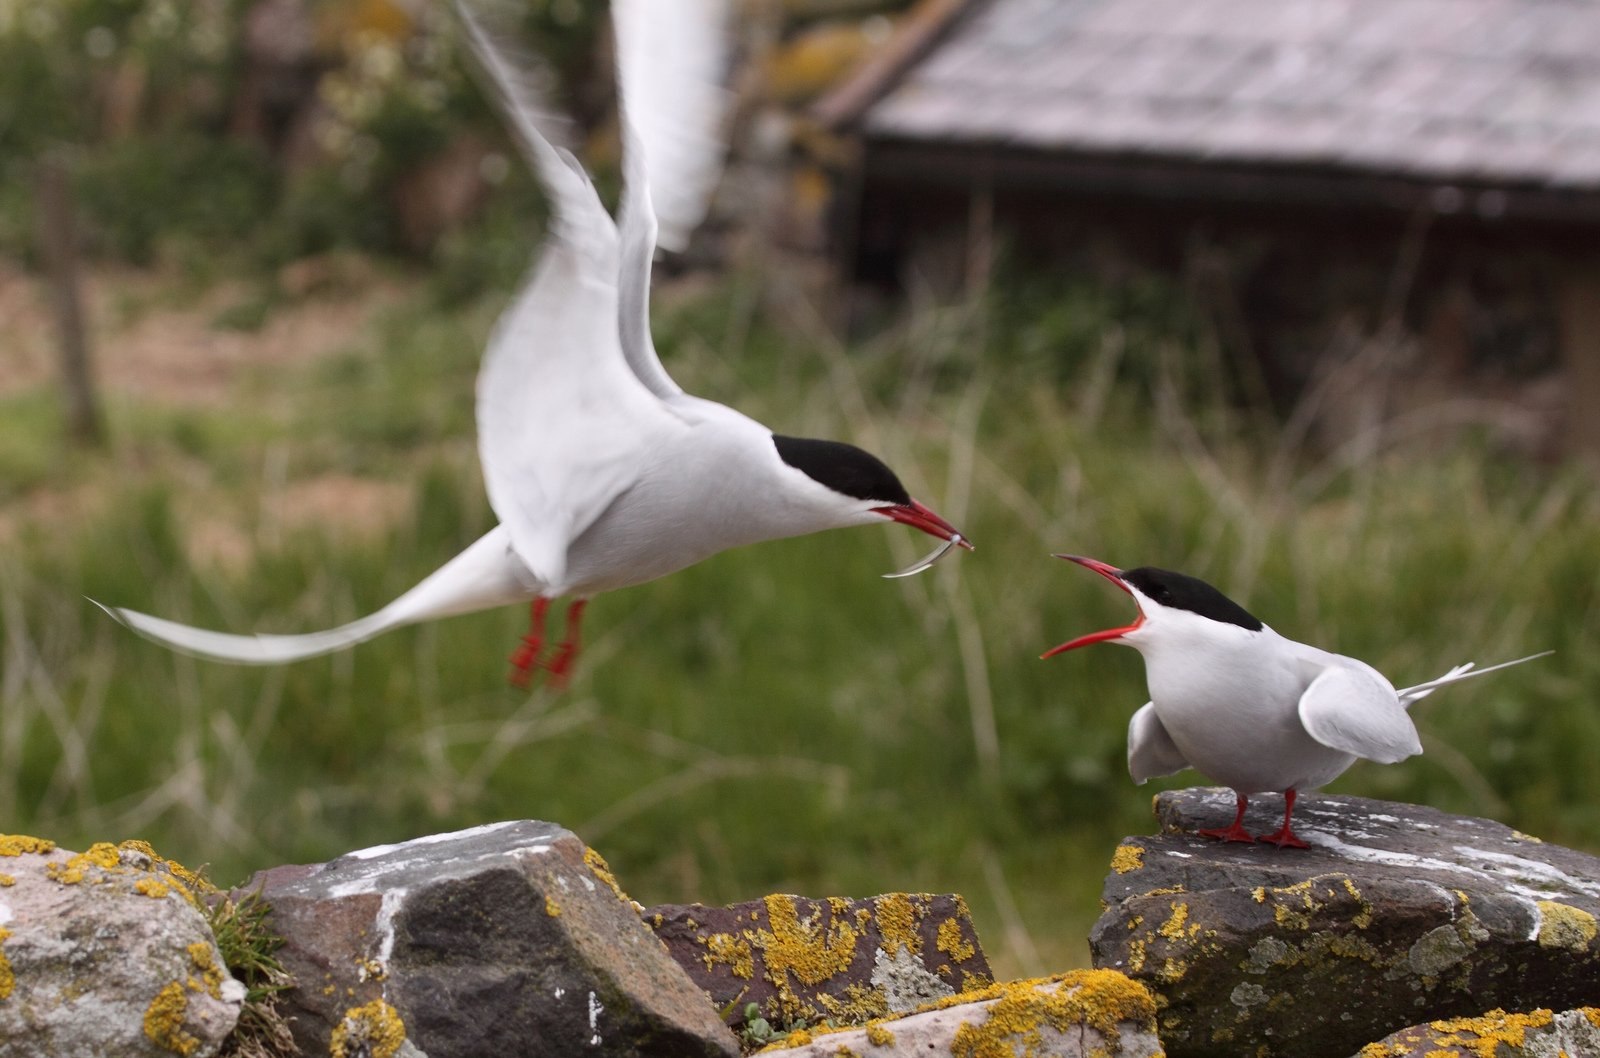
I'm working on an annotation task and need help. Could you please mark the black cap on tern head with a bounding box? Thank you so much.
[772,435,911,505]
[1120,567,1263,632]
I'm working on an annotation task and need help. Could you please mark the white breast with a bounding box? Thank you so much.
[1140,626,1358,793]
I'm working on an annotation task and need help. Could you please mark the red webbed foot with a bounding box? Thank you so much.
[1197,791,1256,844]
[1255,789,1310,849]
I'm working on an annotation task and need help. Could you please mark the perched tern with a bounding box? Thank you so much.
[1042,556,1548,848]
[93,0,971,687]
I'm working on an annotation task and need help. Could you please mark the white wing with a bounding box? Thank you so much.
[612,0,732,401]
[459,1,686,589]
[613,0,731,253]
[1297,665,1423,764]
[1128,702,1190,784]
[1395,651,1553,706]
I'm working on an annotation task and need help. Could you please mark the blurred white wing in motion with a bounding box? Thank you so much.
[613,0,733,253]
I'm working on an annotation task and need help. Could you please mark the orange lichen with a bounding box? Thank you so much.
[875,894,922,957]
[330,998,408,1058]
[702,932,755,979]
[1110,845,1144,874]
[0,835,54,858]
[0,875,12,887]
[1426,1008,1555,1058]
[143,981,200,1056]
[937,918,975,963]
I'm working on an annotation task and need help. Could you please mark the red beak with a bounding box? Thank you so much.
[1040,554,1144,658]
[874,500,975,549]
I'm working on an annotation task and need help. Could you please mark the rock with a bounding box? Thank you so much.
[644,892,993,1032]
[1354,1006,1600,1057]
[758,970,1163,1058]
[1091,788,1600,1058]
[0,835,244,1058]
[247,820,739,1058]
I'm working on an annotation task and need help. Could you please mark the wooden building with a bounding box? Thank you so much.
[816,0,1600,458]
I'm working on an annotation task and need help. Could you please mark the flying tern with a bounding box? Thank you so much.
[94,0,971,687]
[1042,555,1547,848]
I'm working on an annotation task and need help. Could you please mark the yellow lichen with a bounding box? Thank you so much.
[48,841,126,885]
[945,970,1158,1058]
[186,942,223,999]
[702,932,755,979]
[544,895,561,918]
[1126,939,1147,974]
[0,875,11,887]
[936,918,975,963]
[1127,915,1143,931]
[143,981,200,1056]
[1511,830,1544,843]
[1251,887,1266,904]
[1536,901,1598,951]
[0,835,54,858]
[1427,1008,1555,1058]
[330,998,408,1058]
[1157,902,1191,941]
[1110,845,1144,874]
[1342,878,1374,929]
[0,926,13,1001]
[874,894,922,956]
[582,847,629,903]
[761,894,859,986]
[136,877,171,899]
[865,1021,896,1046]
[1584,1008,1600,1029]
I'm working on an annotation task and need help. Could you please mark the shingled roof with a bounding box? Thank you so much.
[826,0,1600,191]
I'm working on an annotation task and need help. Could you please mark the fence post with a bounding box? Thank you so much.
[36,149,105,448]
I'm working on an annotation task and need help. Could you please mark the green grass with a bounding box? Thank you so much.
[2,267,1596,980]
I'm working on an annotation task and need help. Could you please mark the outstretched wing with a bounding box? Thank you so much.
[614,0,732,253]
[1128,702,1190,784]
[1396,651,1553,706]
[1297,664,1423,765]
[457,1,685,588]
[613,0,732,401]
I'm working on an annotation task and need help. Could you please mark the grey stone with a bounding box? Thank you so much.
[247,820,739,1058]
[1092,787,1600,1058]
[0,837,243,1058]
[758,970,1163,1058]
[1353,1005,1600,1057]
[642,892,993,1032]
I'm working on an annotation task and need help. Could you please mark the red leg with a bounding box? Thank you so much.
[1256,789,1310,849]
[507,598,551,688]
[1198,792,1256,844]
[542,598,589,688]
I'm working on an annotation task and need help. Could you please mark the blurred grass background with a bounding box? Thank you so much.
[3,0,1597,980]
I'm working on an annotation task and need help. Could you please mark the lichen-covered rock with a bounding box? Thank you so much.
[1353,1006,1600,1057]
[759,970,1163,1058]
[0,835,244,1058]
[247,820,738,1058]
[1091,788,1600,1058]
[645,892,993,1033]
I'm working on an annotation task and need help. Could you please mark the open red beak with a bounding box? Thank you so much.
[1041,554,1144,658]
[874,500,975,550]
